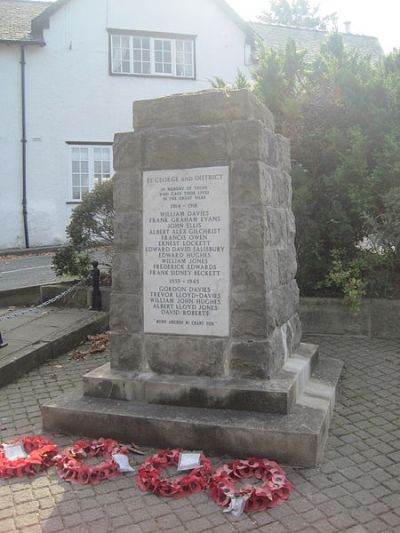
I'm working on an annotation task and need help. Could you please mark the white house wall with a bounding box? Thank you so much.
[0,46,25,249]
[0,0,250,249]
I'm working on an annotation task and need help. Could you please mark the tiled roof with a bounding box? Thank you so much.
[0,0,253,45]
[251,22,384,61]
[0,0,50,42]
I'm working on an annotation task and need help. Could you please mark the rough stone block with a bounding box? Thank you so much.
[270,134,291,172]
[263,247,280,290]
[133,89,275,131]
[109,293,142,334]
[228,120,272,161]
[277,243,298,285]
[142,124,227,169]
[267,326,288,376]
[287,210,296,240]
[110,333,143,371]
[231,290,267,338]
[259,164,275,206]
[113,132,142,171]
[113,211,141,250]
[265,280,300,332]
[112,251,142,294]
[265,207,288,247]
[232,207,264,249]
[113,170,142,212]
[230,161,263,207]
[145,336,226,377]
[232,248,265,293]
[230,340,272,379]
[286,313,302,354]
[282,171,293,207]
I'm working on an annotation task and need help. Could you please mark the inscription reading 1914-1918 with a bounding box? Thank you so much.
[143,166,230,337]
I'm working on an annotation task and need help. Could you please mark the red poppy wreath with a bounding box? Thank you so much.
[0,435,58,479]
[56,438,130,485]
[137,449,212,498]
[209,458,293,513]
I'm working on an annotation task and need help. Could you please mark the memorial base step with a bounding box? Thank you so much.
[82,343,319,415]
[41,356,343,467]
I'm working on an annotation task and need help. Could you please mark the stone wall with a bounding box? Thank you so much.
[111,90,301,380]
[301,297,400,340]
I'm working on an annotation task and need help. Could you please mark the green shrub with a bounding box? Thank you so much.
[52,180,114,279]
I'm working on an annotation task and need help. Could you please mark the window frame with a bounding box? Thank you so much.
[67,142,113,203]
[108,29,196,80]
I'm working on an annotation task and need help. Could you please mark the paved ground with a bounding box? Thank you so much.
[0,334,399,533]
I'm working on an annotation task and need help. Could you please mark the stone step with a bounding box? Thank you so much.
[298,358,344,419]
[83,343,319,415]
[41,356,343,467]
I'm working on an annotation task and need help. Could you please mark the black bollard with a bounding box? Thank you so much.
[91,261,102,311]
[0,331,7,349]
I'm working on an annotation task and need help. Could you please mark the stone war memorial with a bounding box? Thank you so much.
[43,89,343,467]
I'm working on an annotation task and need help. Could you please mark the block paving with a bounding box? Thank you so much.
[0,334,399,532]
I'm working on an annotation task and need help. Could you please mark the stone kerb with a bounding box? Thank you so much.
[111,89,301,382]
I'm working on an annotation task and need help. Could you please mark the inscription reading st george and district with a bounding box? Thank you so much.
[143,166,230,336]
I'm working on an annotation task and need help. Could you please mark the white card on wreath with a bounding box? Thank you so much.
[223,496,247,519]
[112,454,135,473]
[177,452,201,471]
[3,444,28,460]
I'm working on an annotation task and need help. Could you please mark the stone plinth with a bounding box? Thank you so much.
[42,90,342,466]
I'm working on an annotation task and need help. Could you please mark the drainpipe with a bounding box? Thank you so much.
[20,44,29,248]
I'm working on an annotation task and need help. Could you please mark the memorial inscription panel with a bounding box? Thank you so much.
[143,166,230,337]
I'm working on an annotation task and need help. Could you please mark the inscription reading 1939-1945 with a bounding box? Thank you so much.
[143,166,230,337]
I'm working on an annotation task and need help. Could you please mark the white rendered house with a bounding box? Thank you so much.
[0,0,254,249]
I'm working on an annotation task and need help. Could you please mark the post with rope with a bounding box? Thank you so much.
[0,331,7,348]
[91,261,102,311]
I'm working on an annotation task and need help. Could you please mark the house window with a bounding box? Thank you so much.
[70,145,113,201]
[93,147,112,186]
[110,32,195,78]
[133,37,151,74]
[176,40,194,78]
[111,34,131,74]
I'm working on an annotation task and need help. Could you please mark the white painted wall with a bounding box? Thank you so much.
[0,46,26,249]
[0,0,250,249]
